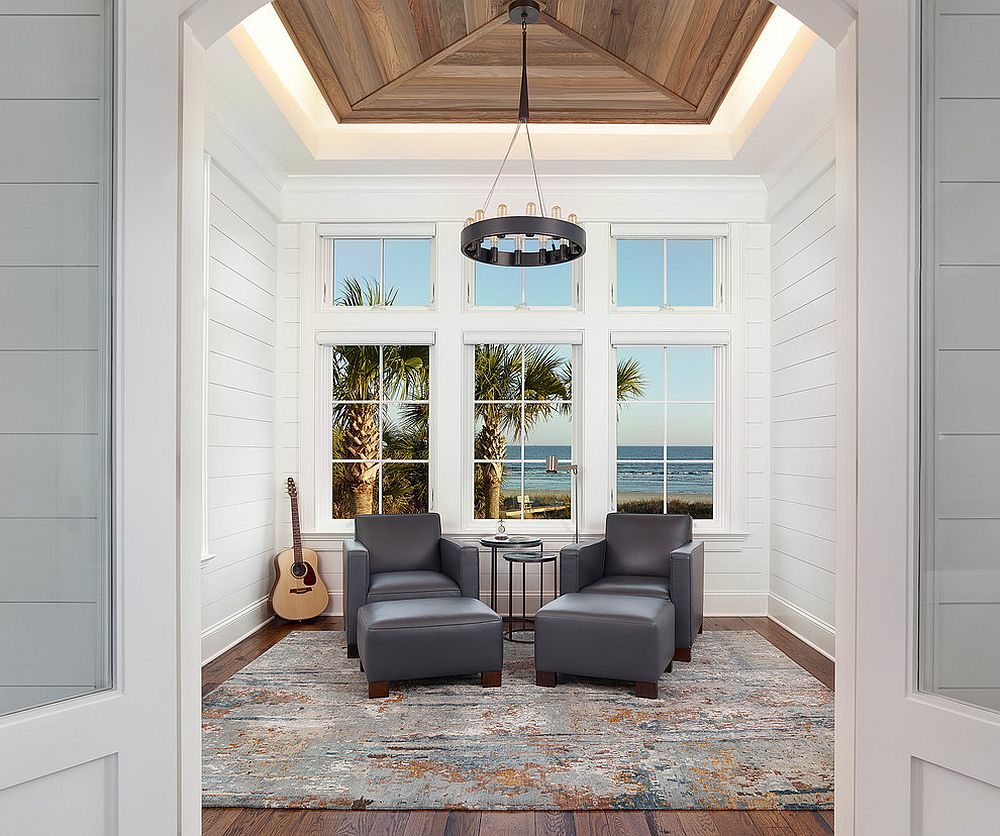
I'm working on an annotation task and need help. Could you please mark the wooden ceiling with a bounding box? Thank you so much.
[273,0,775,123]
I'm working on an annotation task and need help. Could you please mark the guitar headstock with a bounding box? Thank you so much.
[287,477,297,499]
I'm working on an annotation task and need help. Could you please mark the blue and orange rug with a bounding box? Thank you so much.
[202,630,833,810]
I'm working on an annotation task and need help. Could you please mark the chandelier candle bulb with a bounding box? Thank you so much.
[526,201,537,216]
[496,203,508,217]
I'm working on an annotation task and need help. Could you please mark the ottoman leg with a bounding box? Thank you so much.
[536,671,557,688]
[368,681,390,699]
[347,643,359,659]
[635,681,658,699]
[482,671,502,688]
[673,647,692,663]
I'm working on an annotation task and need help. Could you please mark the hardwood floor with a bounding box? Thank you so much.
[202,616,835,836]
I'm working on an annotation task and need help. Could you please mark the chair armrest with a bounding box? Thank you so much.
[560,539,607,594]
[342,539,370,646]
[440,537,481,599]
[670,540,705,649]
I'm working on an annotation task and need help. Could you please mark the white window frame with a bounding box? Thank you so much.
[609,333,730,533]
[610,223,728,312]
[313,331,436,534]
[318,223,437,311]
[462,331,583,536]
[464,247,582,311]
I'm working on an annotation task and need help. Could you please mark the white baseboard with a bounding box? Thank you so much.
[201,596,273,664]
[768,593,836,660]
[322,589,768,618]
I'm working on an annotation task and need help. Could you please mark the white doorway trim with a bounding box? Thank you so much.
[176,2,860,833]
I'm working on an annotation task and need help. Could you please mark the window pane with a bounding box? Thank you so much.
[668,462,713,519]
[528,468,570,519]
[475,239,521,307]
[667,403,714,453]
[524,239,573,307]
[617,346,665,402]
[616,239,663,307]
[332,239,381,304]
[617,403,665,459]
[666,239,714,307]
[383,403,428,460]
[667,345,714,401]
[332,402,379,461]
[381,463,429,514]
[475,409,521,461]
[383,239,430,306]
[332,461,380,518]
[474,461,521,520]
[475,344,522,400]
[526,409,572,458]
[617,463,665,514]
[332,344,380,401]
[382,344,429,401]
[524,343,572,401]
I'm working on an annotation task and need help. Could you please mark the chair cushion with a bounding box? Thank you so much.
[355,513,442,573]
[367,570,460,603]
[359,597,499,630]
[582,575,670,599]
[604,513,692,578]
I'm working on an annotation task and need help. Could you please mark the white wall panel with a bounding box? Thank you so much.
[202,160,278,663]
[768,154,838,656]
[0,101,102,183]
[0,15,104,98]
[0,269,99,350]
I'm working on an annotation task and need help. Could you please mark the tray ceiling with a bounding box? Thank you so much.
[272,0,775,124]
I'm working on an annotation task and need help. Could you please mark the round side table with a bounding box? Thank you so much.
[479,536,542,611]
[503,550,558,644]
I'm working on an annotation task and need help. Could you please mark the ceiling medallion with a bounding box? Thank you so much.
[460,1,586,268]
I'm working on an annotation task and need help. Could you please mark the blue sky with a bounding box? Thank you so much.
[616,238,714,307]
[333,238,430,306]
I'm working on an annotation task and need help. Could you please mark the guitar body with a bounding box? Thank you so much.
[270,478,328,621]
[270,547,329,621]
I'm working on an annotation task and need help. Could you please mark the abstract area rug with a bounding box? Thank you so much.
[202,630,833,810]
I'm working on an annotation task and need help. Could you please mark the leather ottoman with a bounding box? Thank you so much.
[534,592,675,698]
[357,597,503,698]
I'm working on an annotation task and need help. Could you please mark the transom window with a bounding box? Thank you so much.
[614,344,716,519]
[472,342,574,521]
[329,343,430,519]
[472,238,575,308]
[323,236,432,307]
[614,237,719,308]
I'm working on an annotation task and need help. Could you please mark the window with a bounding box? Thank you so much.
[330,343,430,519]
[472,342,574,521]
[472,238,575,308]
[323,236,432,307]
[614,237,719,308]
[614,344,716,519]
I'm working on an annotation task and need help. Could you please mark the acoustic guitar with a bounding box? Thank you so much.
[270,478,329,621]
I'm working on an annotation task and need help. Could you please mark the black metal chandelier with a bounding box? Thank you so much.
[460,1,586,268]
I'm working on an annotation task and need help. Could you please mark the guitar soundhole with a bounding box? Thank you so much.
[290,563,307,579]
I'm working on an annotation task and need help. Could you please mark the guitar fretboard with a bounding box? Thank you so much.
[290,490,303,566]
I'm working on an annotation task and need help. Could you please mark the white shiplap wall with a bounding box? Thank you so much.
[923,4,1000,711]
[0,2,112,714]
[767,127,837,658]
[274,217,771,617]
[201,162,278,662]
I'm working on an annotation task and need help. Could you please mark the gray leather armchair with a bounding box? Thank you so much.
[560,513,704,661]
[343,513,480,657]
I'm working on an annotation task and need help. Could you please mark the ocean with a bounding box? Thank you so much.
[493,445,713,495]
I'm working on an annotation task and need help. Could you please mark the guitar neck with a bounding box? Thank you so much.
[290,494,304,564]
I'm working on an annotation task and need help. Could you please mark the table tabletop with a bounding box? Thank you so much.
[479,535,542,548]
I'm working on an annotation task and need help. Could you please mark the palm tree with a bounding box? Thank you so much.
[331,277,428,516]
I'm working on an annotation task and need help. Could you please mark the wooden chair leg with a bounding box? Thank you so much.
[482,670,502,688]
[673,646,692,662]
[635,681,658,699]
[347,643,359,659]
[368,681,390,699]
[536,671,557,688]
